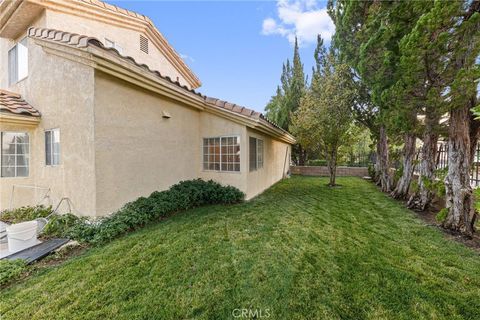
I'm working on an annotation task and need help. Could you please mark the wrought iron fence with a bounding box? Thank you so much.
[433,142,480,187]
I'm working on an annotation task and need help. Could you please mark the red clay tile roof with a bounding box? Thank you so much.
[27,27,290,136]
[0,90,41,117]
[27,27,201,95]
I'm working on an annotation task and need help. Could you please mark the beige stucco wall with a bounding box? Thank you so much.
[198,112,248,193]
[0,35,97,216]
[93,71,270,215]
[0,10,47,89]
[246,128,291,199]
[44,10,191,89]
[1,14,292,216]
[93,71,200,216]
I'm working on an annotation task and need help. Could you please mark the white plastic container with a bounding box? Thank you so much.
[0,221,8,244]
[6,221,38,253]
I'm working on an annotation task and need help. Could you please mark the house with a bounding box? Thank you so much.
[0,0,295,216]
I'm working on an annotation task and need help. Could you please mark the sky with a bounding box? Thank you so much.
[109,0,334,113]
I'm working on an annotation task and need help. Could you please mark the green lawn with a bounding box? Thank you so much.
[1,177,480,319]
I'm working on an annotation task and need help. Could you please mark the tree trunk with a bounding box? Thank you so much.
[408,110,440,211]
[443,106,476,236]
[328,150,337,186]
[391,133,417,199]
[375,125,392,192]
[443,0,479,236]
[298,145,307,166]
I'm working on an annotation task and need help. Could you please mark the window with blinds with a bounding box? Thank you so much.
[249,137,264,172]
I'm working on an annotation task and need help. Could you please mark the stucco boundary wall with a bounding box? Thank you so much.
[290,166,368,177]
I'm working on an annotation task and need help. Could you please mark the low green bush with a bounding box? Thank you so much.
[0,180,243,245]
[41,213,84,238]
[0,259,26,286]
[367,164,376,179]
[0,205,52,224]
[436,208,448,223]
[307,159,328,166]
[422,167,448,198]
[72,179,245,244]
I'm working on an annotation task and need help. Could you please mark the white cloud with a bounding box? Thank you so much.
[261,0,335,46]
[180,53,195,63]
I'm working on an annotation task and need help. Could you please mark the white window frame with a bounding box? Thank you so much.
[45,128,61,166]
[202,135,240,173]
[249,137,264,172]
[8,37,28,85]
[1,132,30,178]
[104,38,123,54]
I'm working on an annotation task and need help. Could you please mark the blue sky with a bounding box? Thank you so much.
[109,1,334,112]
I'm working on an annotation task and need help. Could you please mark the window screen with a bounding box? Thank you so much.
[249,137,264,172]
[45,129,60,166]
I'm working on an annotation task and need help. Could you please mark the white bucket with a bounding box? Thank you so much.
[0,221,8,244]
[6,221,38,253]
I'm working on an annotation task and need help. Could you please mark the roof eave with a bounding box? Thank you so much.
[204,103,295,144]
[0,112,41,126]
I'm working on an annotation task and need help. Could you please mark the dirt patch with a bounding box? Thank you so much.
[415,203,480,252]
[2,243,88,289]
[370,180,480,252]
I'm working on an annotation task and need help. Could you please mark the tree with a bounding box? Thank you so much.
[265,37,308,165]
[292,52,355,186]
[397,1,455,210]
[328,0,431,193]
[442,0,480,236]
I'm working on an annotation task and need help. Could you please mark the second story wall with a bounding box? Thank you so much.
[44,10,191,89]
[0,0,199,91]
[0,9,47,90]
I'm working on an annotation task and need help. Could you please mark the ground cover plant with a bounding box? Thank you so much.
[1,177,480,319]
[0,179,244,286]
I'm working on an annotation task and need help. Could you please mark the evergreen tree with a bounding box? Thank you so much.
[442,0,480,235]
[328,0,431,193]
[396,1,455,210]
[264,37,308,165]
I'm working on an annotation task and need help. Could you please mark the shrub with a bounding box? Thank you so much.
[421,167,448,198]
[0,259,26,286]
[436,208,448,223]
[41,213,83,238]
[0,205,52,224]
[307,159,328,166]
[73,179,244,245]
[367,164,376,179]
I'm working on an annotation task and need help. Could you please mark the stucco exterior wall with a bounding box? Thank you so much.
[44,10,190,89]
[198,112,248,193]
[246,128,291,199]
[1,14,293,216]
[93,71,200,216]
[0,10,47,89]
[0,36,96,216]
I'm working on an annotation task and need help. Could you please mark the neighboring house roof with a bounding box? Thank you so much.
[27,27,295,144]
[0,89,41,117]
